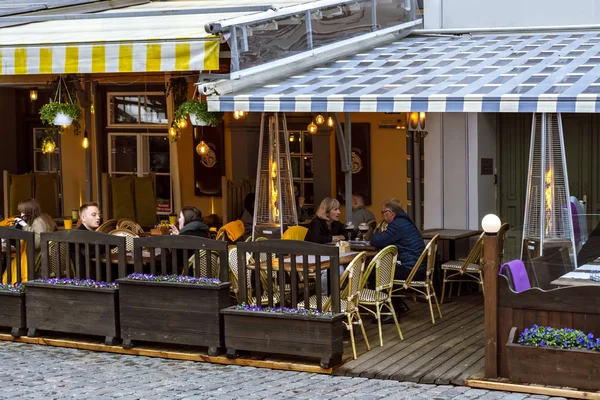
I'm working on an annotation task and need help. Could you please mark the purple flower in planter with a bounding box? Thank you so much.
[32,278,118,289]
[125,272,220,285]
[539,341,546,347]
[235,302,333,317]
[0,283,24,293]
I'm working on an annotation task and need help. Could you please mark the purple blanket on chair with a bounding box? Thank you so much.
[499,260,531,293]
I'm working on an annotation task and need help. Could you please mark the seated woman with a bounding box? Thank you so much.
[305,197,347,295]
[13,198,58,249]
[169,206,210,238]
[304,197,347,244]
[3,198,57,283]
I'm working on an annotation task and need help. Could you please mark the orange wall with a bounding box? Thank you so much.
[332,113,408,219]
[60,124,87,215]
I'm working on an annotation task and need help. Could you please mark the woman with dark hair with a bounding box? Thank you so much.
[169,206,210,238]
[14,198,57,249]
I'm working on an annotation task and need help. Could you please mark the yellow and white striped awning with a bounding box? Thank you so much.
[0,2,226,75]
[0,40,220,75]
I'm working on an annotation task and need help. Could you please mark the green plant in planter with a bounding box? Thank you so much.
[40,134,57,154]
[169,100,223,142]
[39,101,83,135]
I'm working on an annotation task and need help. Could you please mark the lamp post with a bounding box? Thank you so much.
[482,213,501,378]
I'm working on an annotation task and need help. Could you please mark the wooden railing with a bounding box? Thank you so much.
[132,236,229,282]
[0,227,35,283]
[40,230,127,282]
[236,240,341,313]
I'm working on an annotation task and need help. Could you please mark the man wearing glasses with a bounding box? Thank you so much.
[370,198,425,322]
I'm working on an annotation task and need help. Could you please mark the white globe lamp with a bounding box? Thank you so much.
[481,214,501,234]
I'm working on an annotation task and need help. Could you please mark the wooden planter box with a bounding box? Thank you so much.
[117,279,232,355]
[24,282,119,346]
[0,291,26,337]
[506,326,600,390]
[222,307,345,368]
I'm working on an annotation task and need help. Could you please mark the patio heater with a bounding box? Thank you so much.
[252,113,298,239]
[521,113,577,269]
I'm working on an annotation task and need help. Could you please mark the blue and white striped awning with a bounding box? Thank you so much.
[208,31,600,113]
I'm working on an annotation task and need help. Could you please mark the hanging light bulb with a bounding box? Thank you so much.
[315,114,325,125]
[29,89,38,101]
[169,127,177,137]
[307,121,318,134]
[196,140,209,155]
[45,142,55,154]
[179,118,188,129]
[327,116,334,127]
[82,131,89,149]
[289,133,295,142]
[90,103,95,115]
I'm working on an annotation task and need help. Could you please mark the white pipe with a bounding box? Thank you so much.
[205,0,375,33]
[414,23,600,35]
[198,19,422,97]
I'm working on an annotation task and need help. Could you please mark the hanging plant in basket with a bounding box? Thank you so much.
[39,76,83,135]
[170,100,223,142]
[40,133,57,154]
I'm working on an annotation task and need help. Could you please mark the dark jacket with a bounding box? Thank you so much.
[305,217,347,244]
[179,221,210,238]
[370,210,424,271]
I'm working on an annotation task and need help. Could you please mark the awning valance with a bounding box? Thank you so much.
[208,31,600,113]
[0,2,225,75]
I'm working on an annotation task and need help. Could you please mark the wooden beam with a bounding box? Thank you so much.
[483,233,499,378]
[466,378,600,400]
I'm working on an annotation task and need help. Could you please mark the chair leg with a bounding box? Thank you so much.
[376,304,383,347]
[348,314,357,360]
[425,285,435,324]
[432,284,442,319]
[441,270,447,304]
[357,312,370,351]
[388,300,403,341]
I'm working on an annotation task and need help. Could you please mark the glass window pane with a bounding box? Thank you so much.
[141,95,168,125]
[110,95,140,124]
[303,132,313,154]
[155,174,172,213]
[303,156,314,179]
[288,132,301,153]
[303,182,314,205]
[143,135,170,173]
[110,135,137,173]
[34,152,60,172]
[291,157,301,179]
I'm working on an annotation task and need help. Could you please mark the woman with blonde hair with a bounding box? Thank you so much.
[305,197,347,244]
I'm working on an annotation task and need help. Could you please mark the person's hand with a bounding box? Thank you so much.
[332,235,345,243]
[169,224,179,235]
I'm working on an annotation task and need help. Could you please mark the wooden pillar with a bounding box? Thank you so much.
[483,232,500,378]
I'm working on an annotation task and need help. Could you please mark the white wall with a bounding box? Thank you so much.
[424,0,600,29]
[424,112,497,230]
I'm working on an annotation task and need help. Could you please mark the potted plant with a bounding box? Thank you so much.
[175,100,223,127]
[117,273,232,355]
[39,101,83,134]
[221,304,345,368]
[0,283,26,337]
[24,278,120,346]
[506,325,600,390]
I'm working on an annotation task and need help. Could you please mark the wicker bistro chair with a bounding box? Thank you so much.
[440,232,485,304]
[188,250,220,278]
[358,245,402,346]
[108,229,138,252]
[96,219,118,234]
[228,246,280,306]
[116,218,144,236]
[298,252,370,359]
[392,235,442,324]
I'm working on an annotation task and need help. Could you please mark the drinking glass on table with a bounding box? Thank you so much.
[63,218,73,230]
[345,222,355,241]
[358,222,369,241]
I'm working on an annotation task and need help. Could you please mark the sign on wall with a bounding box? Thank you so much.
[193,125,225,196]
[335,122,371,205]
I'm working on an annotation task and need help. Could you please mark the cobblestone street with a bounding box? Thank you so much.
[0,342,568,400]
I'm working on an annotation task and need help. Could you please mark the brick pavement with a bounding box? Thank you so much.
[0,342,568,400]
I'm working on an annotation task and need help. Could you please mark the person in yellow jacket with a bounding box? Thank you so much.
[1,199,57,284]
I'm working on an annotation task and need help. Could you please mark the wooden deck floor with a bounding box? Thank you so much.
[336,292,484,385]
